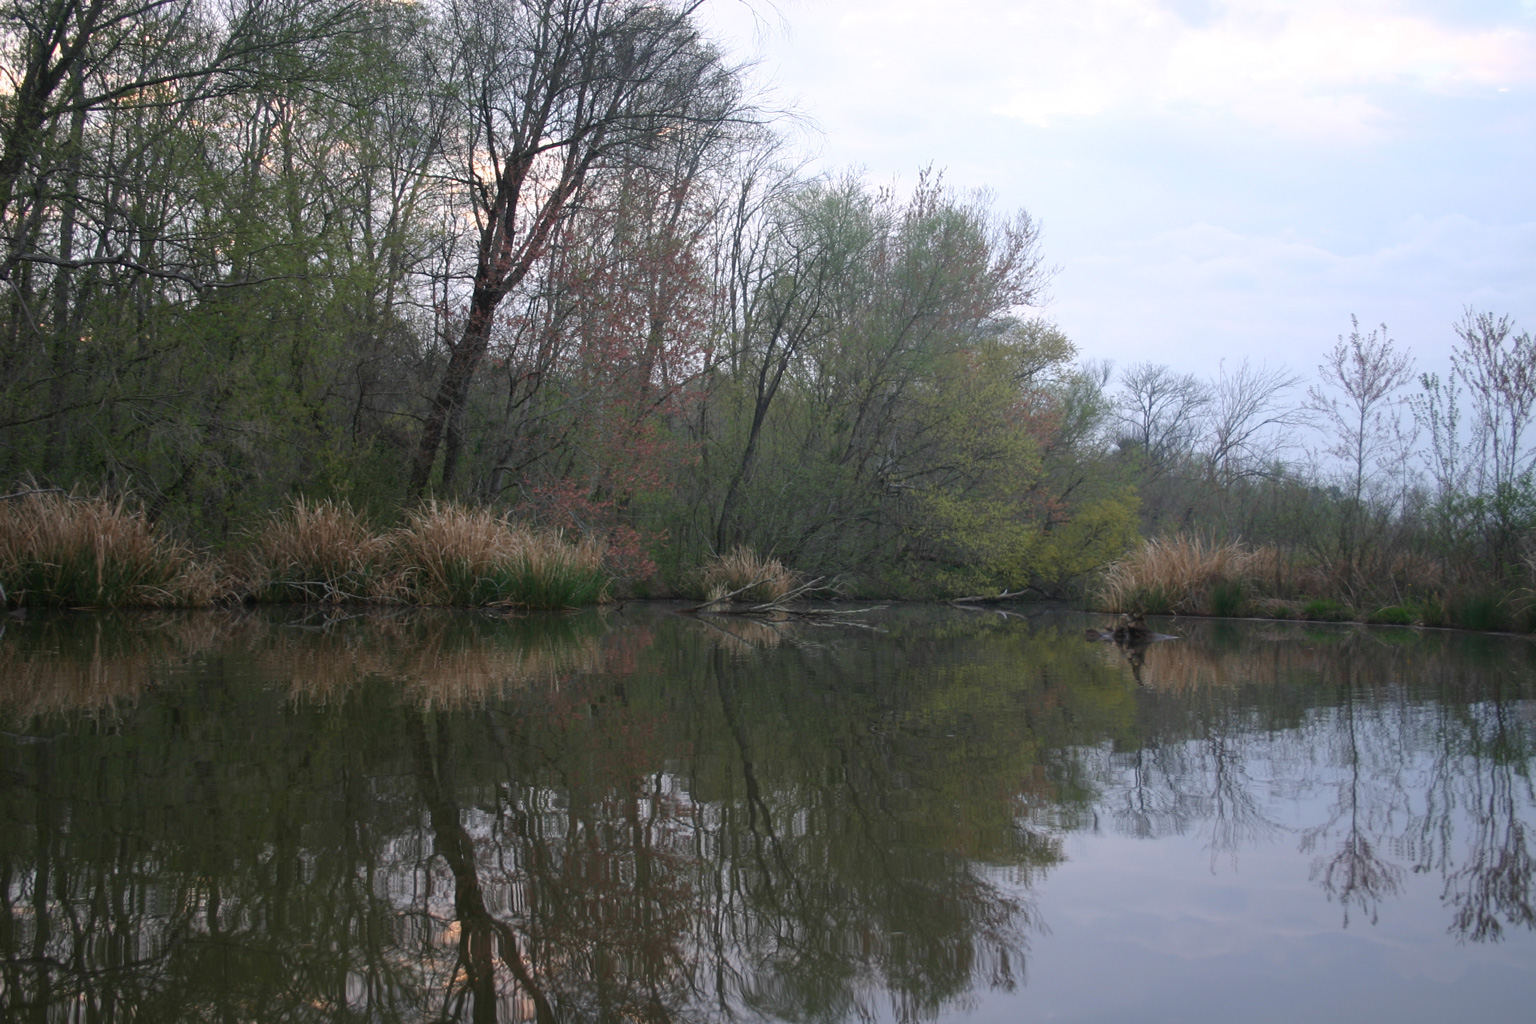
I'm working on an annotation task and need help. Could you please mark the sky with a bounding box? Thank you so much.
[697,0,1536,383]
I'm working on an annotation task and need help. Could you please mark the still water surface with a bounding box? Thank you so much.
[0,605,1533,1022]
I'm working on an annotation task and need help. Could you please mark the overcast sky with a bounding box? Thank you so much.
[698,0,1536,382]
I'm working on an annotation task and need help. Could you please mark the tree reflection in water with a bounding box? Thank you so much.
[0,608,1530,1021]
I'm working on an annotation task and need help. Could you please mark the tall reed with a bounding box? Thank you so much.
[0,491,220,607]
[394,502,607,609]
[1095,535,1267,616]
[243,498,397,603]
[687,546,799,603]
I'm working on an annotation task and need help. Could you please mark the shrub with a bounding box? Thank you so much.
[0,491,220,607]
[1367,605,1416,626]
[394,503,607,609]
[1416,597,1451,629]
[243,498,396,603]
[688,547,799,604]
[1301,598,1351,622]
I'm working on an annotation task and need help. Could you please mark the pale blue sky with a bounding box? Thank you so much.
[700,0,1536,381]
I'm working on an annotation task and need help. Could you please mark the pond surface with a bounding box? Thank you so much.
[0,605,1533,1023]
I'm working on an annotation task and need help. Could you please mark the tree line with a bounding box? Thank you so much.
[0,0,1132,596]
[2,0,1530,606]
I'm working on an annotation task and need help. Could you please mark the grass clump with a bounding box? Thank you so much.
[1095,536,1262,616]
[1367,605,1417,626]
[1209,578,1247,618]
[0,491,220,607]
[394,503,606,609]
[688,546,799,604]
[1449,593,1510,632]
[243,498,396,603]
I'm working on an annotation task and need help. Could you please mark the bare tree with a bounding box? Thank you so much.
[408,0,745,495]
[1449,309,1536,577]
[1451,310,1536,495]
[1409,371,1470,514]
[1203,359,1305,484]
[1306,317,1414,573]
[1113,361,1210,477]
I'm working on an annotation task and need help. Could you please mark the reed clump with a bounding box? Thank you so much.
[243,498,398,603]
[0,491,221,607]
[393,502,607,609]
[688,546,799,604]
[1095,535,1272,617]
[1094,533,1526,630]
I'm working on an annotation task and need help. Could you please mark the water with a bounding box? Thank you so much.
[0,605,1532,1022]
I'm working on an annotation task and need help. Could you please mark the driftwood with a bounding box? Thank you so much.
[1084,613,1179,644]
[948,589,1030,604]
[677,574,884,622]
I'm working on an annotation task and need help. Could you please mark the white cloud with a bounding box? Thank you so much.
[698,0,1536,385]
[706,1,1536,140]
[993,0,1536,136]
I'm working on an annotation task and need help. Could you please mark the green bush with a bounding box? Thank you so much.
[1367,605,1416,626]
[1301,598,1352,622]
[1416,597,1450,628]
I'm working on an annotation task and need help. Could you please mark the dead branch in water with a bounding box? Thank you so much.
[949,589,1030,604]
[678,574,883,621]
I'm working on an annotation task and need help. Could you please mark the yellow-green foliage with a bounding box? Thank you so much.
[1020,497,1142,584]
[689,546,799,603]
[894,325,1141,595]
[244,498,396,602]
[0,492,221,607]
[918,489,1140,594]
[394,503,607,608]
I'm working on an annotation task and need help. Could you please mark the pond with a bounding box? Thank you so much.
[0,605,1533,1022]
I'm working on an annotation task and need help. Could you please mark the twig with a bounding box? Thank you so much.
[0,487,65,501]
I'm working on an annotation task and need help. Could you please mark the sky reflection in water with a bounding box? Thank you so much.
[0,606,1531,1022]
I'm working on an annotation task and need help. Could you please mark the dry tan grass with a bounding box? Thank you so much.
[243,498,398,603]
[240,500,608,608]
[394,502,607,608]
[0,491,221,607]
[689,546,799,604]
[1096,532,1482,624]
[1095,535,1268,615]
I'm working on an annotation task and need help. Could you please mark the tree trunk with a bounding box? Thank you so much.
[410,289,499,495]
